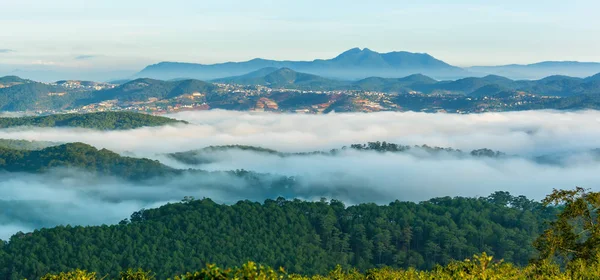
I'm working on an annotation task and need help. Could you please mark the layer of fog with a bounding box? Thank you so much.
[0,110,599,157]
[1,110,600,239]
[2,147,600,240]
[161,148,600,202]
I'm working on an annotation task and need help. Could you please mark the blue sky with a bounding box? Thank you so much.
[0,0,599,71]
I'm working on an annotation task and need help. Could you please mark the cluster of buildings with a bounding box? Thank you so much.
[21,81,566,116]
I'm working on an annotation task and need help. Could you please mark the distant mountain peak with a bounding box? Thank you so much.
[137,48,467,80]
[338,47,363,55]
[276,67,295,72]
[333,47,380,60]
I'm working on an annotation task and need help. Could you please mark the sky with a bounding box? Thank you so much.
[0,0,599,74]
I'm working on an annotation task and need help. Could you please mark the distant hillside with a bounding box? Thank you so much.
[0,79,93,111]
[82,78,217,103]
[215,68,345,90]
[0,139,58,150]
[351,74,438,92]
[2,71,600,113]
[0,111,185,130]
[0,142,174,180]
[212,67,279,83]
[585,72,600,82]
[468,61,600,80]
[0,76,31,86]
[212,68,600,97]
[137,48,468,80]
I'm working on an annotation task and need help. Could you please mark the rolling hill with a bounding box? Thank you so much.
[0,142,175,180]
[81,78,217,103]
[214,68,345,90]
[0,81,93,111]
[0,76,31,87]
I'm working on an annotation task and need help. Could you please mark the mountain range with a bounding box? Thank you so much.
[1,68,600,112]
[3,48,600,82]
[137,48,600,81]
[138,48,469,81]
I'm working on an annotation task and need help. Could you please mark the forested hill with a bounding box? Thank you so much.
[0,111,185,130]
[0,192,558,279]
[0,142,174,179]
[78,78,217,104]
[167,142,506,165]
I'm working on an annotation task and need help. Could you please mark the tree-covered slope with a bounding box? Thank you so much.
[0,76,31,86]
[0,111,185,130]
[0,142,174,179]
[83,78,216,103]
[0,192,557,279]
[0,81,93,111]
[215,68,346,90]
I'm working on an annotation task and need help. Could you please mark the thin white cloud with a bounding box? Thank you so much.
[75,55,101,60]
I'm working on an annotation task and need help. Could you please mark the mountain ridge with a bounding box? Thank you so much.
[137,48,468,81]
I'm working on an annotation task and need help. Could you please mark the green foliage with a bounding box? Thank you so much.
[0,142,174,179]
[0,111,184,130]
[0,193,557,279]
[173,262,285,280]
[36,257,600,280]
[119,268,155,280]
[40,269,99,280]
[534,187,600,264]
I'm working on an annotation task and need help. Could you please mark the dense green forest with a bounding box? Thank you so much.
[0,112,185,130]
[0,192,558,279]
[0,142,174,179]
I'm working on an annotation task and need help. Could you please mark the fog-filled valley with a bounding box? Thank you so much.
[1,110,600,241]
